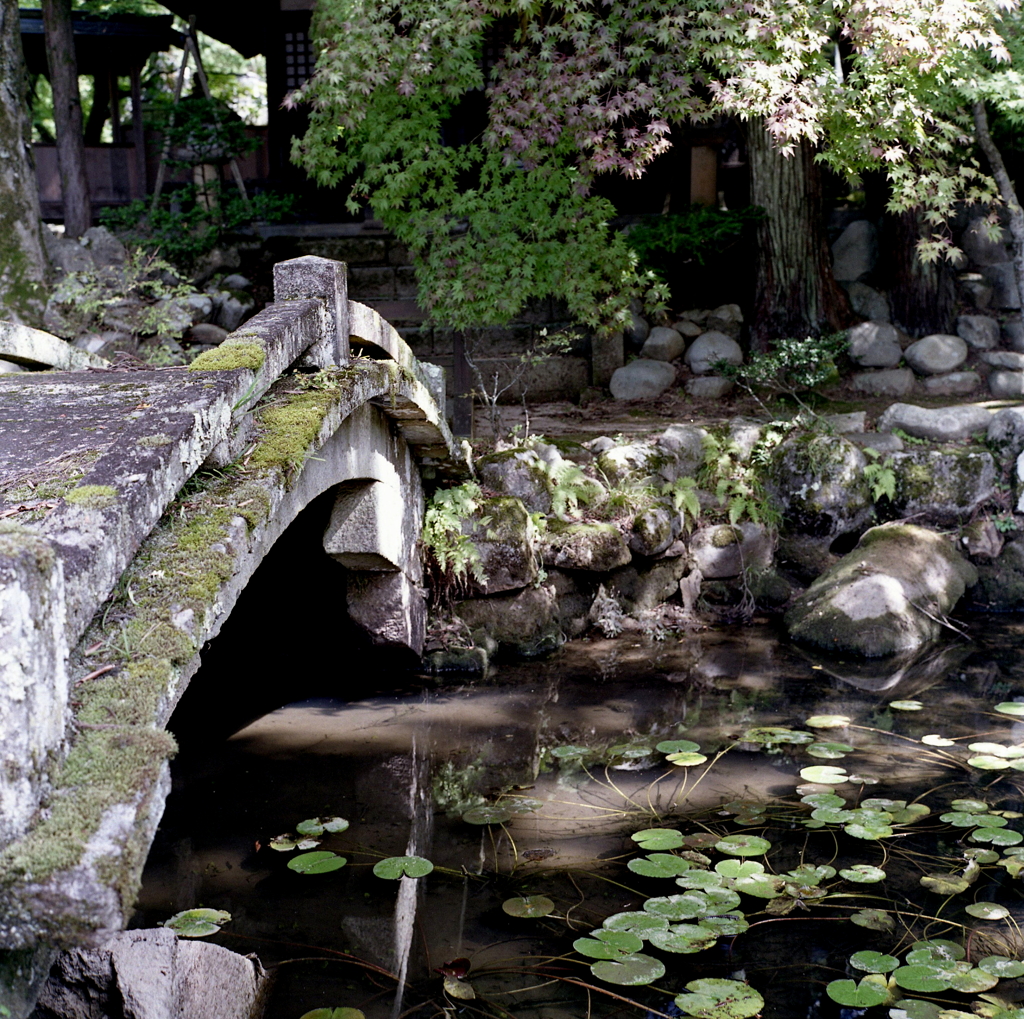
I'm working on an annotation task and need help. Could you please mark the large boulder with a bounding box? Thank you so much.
[607,555,689,613]
[957,314,1000,350]
[685,376,734,398]
[922,372,980,396]
[961,216,1011,266]
[843,282,891,323]
[641,326,686,362]
[630,502,680,557]
[886,449,997,526]
[850,368,915,397]
[656,423,709,479]
[595,441,662,484]
[689,523,773,579]
[903,334,968,375]
[462,497,538,594]
[477,448,552,513]
[457,583,562,657]
[541,521,632,572]
[785,524,978,657]
[981,350,1024,370]
[684,331,743,375]
[832,219,877,281]
[989,371,1024,399]
[767,434,871,537]
[982,263,1021,309]
[847,321,902,368]
[877,402,992,442]
[609,358,676,400]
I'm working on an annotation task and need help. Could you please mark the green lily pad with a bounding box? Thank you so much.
[952,798,989,812]
[715,834,771,856]
[288,851,347,875]
[643,893,710,920]
[920,873,970,894]
[995,702,1024,717]
[807,741,854,759]
[698,913,750,936]
[805,715,851,729]
[964,848,1000,863]
[462,805,514,825]
[850,908,894,930]
[786,864,835,885]
[826,977,890,1007]
[969,755,1013,770]
[574,930,644,959]
[666,752,709,767]
[698,887,742,912]
[656,739,701,754]
[949,968,999,993]
[890,700,923,711]
[673,870,725,890]
[799,766,848,784]
[609,742,654,759]
[969,742,1024,758]
[589,953,665,986]
[296,816,349,836]
[628,853,694,878]
[906,940,964,962]
[922,734,956,746]
[846,820,894,840]
[891,803,931,824]
[550,745,590,758]
[502,895,554,918]
[850,950,899,973]
[801,792,846,809]
[269,834,310,852]
[602,911,670,934]
[966,901,1010,919]
[372,855,434,879]
[648,925,719,953]
[675,977,764,1018]
[893,965,953,993]
[971,827,1023,846]
[978,956,1024,978]
[975,814,1010,827]
[632,828,684,851]
[163,908,231,938]
[891,1001,941,1019]
[840,864,886,883]
[715,860,764,879]
[740,727,814,745]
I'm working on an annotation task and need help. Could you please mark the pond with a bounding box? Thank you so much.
[134,618,1024,1019]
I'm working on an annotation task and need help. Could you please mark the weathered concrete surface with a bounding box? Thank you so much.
[785,524,977,657]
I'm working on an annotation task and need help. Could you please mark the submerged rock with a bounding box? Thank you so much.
[785,523,978,657]
[456,584,563,658]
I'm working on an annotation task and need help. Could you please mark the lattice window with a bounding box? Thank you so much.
[284,31,314,90]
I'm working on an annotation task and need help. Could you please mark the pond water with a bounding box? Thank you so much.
[134,618,1024,1019]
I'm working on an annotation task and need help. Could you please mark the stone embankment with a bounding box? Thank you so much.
[427,397,1024,669]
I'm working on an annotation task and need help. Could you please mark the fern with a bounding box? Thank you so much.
[862,449,897,503]
[541,460,603,519]
[422,482,488,592]
[661,477,701,532]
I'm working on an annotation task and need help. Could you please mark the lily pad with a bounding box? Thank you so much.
[674,870,725,890]
[740,727,814,745]
[656,739,701,753]
[163,908,231,938]
[648,925,718,954]
[631,828,684,851]
[715,860,764,879]
[890,1001,941,1019]
[893,965,953,993]
[968,742,1024,759]
[574,930,643,959]
[805,714,851,729]
[922,734,956,746]
[920,873,970,895]
[628,853,693,878]
[643,893,710,920]
[589,953,665,986]
[969,755,1013,770]
[502,895,554,918]
[995,702,1024,717]
[891,803,931,824]
[372,856,434,879]
[851,908,894,930]
[978,956,1024,978]
[609,742,654,759]
[698,913,750,936]
[807,742,854,759]
[603,911,670,934]
[550,745,590,758]
[801,792,846,809]
[715,834,771,856]
[966,901,1010,919]
[666,751,709,767]
[295,816,349,836]
[799,766,848,784]
[890,700,923,711]
[826,977,890,1007]
[851,951,899,973]
[949,968,999,993]
[906,940,964,962]
[288,851,347,875]
[952,798,989,812]
[462,805,514,825]
[840,864,886,883]
[970,827,1023,846]
[674,977,764,1018]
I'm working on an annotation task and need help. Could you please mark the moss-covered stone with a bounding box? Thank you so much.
[65,484,117,509]
[541,520,632,572]
[884,449,996,526]
[461,496,538,595]
[0,520,55,572]
[249,390,338,477]
[187,342,265,372]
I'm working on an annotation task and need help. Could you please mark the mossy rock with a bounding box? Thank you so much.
[629,501,678,557]
[476,449,552,514]
[541,520,632,572]
[461,496,538,595]
[785,523,977,657]
[456,584,562,658]
[883,449,996,526]
[971,538,1024,611]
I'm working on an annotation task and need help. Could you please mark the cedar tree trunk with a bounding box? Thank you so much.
[746,123,851,349]
[0,0,48,324]
[41,0,91,237]
[884,208,956,337]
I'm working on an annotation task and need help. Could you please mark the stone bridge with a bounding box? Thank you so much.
[0,257,456,1006]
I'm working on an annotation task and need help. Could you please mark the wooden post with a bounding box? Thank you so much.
[452,331,473,437]
[689,145,718,207]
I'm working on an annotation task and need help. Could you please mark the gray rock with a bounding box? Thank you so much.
[711,302,743,324]
[832,219,877,281]
[961,518,1003,560]
[0,357,24,373]
[982,263,1021,309]
[43,229,94,274]
[609,358,676,400]
[151,296,193,337]
[685,331,743,375]
[188,322,229,345]
[729,418,764,458]
[685,376,735,398]
[785,523,977,657]
[657,423,709,478]
[79,226,126,268]
[462,497,538,595]
[776,534,838,584]
[641,326,686,362]
[847,321,902,368]
[922,371,981,396]
[1004,317,1024,352]
[607,556,688,613]
[847,431,904,453]
[982,350,1024,370]
[596,441,661,484]
[673,319,702,338]
[877,401,992,441]
[767,434,871,537]
[850,368,916,397]
[973,537,1024,610]
[185,292,214,324]
[957,314,1000,350]
[843,281,891,322]
[221,273,251,290]
[887,449,997,526]
[824,411,867,434]
[677,308,708,325]
[591,331,624,385]
[624,307,650,347]
[689,522,772,579]
[586,436,616,454]
[629,502,679,557]
[477,449,552,513]
[961,216,1011,266]
[904,334,968,375]
[457,583,562,657]
[33,928,271,1019]
[987,406,1024,463]
[548,568,598,639]
[959,272,994,309]
[989,371,1024,399]
[541,521,632,572]
[211,290,255,333]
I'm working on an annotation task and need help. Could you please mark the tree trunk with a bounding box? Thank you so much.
[973,100,1024,314]
[884,208,956,337]
[746,124,852,348]
[41,0,90,237]
[0,0,48,324]
[83,73,108,146]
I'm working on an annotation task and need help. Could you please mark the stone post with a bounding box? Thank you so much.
[273,255,350,368]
